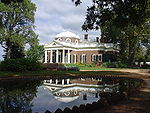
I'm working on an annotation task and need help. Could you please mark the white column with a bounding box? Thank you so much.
[50,79,52,84]
[56,49,59,63]
[62,79,64,85]
[55,79,58,84]
[50,50,53,63]
[62,49,65,63]
[68,50,70,64]
[67,79,70,84]
[74,54,76,64]
[44,50,47,63]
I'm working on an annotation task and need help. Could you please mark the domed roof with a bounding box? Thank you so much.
[54,96,79,103]
[56,31,80,39]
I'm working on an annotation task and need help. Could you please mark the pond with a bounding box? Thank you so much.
[0,76,142,113]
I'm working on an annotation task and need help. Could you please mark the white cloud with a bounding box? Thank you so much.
[0,0,100,60]
[0,46,3,60]
[32,0,100,42]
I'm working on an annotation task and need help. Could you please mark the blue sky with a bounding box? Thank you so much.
[0,0,100,60]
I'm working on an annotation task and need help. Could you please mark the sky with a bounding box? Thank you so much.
[0,0,100,60]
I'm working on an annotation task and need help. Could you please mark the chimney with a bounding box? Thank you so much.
[84,34,88,40]
[96,37,99,43]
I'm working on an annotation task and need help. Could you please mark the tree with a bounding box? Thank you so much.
[72,0,149,65]
[145,47,150,61]
[26,45,44,61]
[0,0,38,59]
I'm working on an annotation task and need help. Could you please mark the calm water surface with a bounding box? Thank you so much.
[0,77,141,113]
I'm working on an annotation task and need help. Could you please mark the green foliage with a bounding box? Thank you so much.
[26,45,44,61]
[0,0,38,59]
[145,47,150,61]
[102,62,128,68]
[0,58,43,72]
[73,0,149,66]
[66,66,80,71]
[85,63,96,67]
[57,64,80,71]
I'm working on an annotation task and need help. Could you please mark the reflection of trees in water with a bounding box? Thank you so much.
[0,77,141,113]
[0,80,41,113]
[118,78,141,93]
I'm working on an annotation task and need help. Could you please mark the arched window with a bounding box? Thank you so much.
[75,40,78,44]
[66,38,71,42]
[64,92,70,96]
[56,92,61,96]
[57,38,62,41]
[74,90,78,95]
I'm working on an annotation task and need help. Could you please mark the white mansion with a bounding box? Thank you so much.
[44,31,118,64]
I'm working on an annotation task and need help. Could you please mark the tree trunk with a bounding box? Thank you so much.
[5,39,11,59]
[119,39,128,63]
[128,37,137,66]
[6,47,11,59]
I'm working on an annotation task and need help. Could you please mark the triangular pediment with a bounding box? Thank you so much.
[45,40,77,49]
[52,42,57,46]
[45,40,63,47]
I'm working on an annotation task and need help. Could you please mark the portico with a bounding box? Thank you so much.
[44,49,75,64]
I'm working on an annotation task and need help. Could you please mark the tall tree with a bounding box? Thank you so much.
[26,45,44,61]
[0,0,38,59]
[72,0,149,65]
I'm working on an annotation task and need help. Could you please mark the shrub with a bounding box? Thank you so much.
[101,62,112,67]
[102,62,128,68]
[0,58,43,72]
[66,66,80,71]
[57,64,66,71]
[57,64,80,71]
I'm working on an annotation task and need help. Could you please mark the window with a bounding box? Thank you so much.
[91,54,102,62]
[98,54,102,62]
[80,55,82,63]
[57,38,62,41]
[81,54,86,64]
[91,55,93,62]
[75,40,78,44]
[73,54,77,63]
[66,38,71,42]
[91,54,96,62]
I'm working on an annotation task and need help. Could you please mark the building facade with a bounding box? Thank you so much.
[44,31,118,64]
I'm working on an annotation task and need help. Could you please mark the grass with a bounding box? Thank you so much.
[64,63,120,70]
[0,63,149,78]
[80,66,118,70]
[0,70,129,78]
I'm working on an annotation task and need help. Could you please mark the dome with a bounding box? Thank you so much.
[54,96,79,103]
[56,31,80,39]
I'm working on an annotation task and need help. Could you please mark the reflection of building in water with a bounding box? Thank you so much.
[43,78,119,102]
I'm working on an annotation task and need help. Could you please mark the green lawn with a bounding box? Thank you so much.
[64,64,120,70]
[79,66,119,70]
[0,63,148,78]
[0,69,129,78]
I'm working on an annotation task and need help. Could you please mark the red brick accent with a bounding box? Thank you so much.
[70,50,101,64]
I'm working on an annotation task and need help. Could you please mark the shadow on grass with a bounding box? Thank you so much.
[0,70,130,79]
[95,89,150,113]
